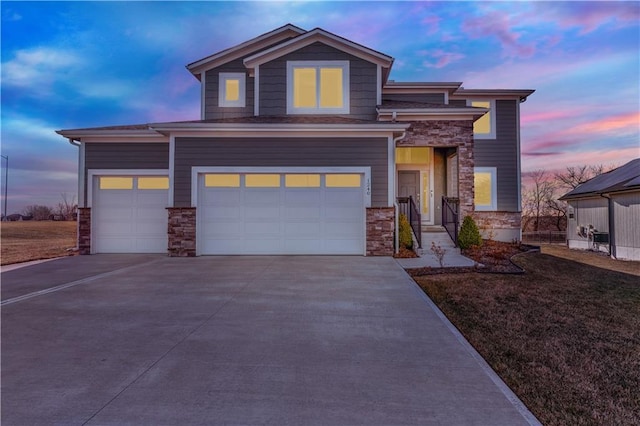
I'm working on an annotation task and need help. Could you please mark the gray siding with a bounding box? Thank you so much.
[258,42,378,119]
[612,191,640,249]
[84,142,169,199]
[204,58,254,119]
[381,93,445,105]
[474,100,519,211]
[567,198,609,240]
[174,137,388,207]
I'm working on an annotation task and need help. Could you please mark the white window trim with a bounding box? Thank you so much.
[468,99,496,139]
[219,72,246,108]
[474,167,497,211]
[286,60,350,114]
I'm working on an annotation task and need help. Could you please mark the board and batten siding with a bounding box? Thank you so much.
[173,137,388,207]
[204,58,254,120]
[84,142,169,201]
[381,93,446,105]
[566,198,609,240]
[612,191,640,259]
[258,42,378,119]
[474,100,519,211]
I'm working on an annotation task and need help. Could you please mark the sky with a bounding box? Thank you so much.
[2,1,639,214]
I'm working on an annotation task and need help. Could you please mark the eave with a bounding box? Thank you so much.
[377,107,488,122]
[186,24,306,79]
[451,89,536,102]
[243,28,394,81]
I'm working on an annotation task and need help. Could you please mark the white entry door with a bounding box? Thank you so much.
[92,175,168,253]
[198,172,366,255]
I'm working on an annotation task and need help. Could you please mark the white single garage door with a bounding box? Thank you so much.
[93,175,169,253]
[198,172,366,255]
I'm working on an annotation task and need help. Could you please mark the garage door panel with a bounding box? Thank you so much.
[285,190,321,203]
[199,172,365,255]
[204,206,241,220]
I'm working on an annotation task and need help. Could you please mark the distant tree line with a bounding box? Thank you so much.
[2,193,77,222]
[522,164,614,232]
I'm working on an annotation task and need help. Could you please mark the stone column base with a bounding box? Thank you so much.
[78,208,91,255]
[472,211,522,242]
[167,207,196,257]
[366,207,395,256]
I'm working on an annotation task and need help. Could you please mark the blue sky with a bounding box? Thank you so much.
[2,1,639,214]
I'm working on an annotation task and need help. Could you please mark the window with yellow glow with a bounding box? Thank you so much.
[100,177,133,190]
[396,147,432,164]
[471,100,495,138]
[225,79,240,101]
[326,174,361,187]
[137,177,169,190]
[285,174,320,187]
[474,167,497,211]
[288,61,349,114]
[205,174,240,187]
[245,174,280,187]
[219,73,245,107]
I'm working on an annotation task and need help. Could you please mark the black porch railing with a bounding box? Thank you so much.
[397,196,422,248]
[442,196,459,247]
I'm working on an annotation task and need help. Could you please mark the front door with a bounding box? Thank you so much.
[398,170,432,224]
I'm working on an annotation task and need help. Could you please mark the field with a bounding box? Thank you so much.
[413,248,640,425]
[1,221,77,266]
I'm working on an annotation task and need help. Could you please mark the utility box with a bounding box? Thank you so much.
[592,232,609,243]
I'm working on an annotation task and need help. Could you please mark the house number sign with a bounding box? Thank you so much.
[366,178,371,195]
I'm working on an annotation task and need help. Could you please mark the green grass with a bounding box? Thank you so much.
[413,252,640,425]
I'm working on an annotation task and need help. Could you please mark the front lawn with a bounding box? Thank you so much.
[413,251,640,425]
[1,221,77,265]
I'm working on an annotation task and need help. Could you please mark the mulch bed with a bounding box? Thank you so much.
[407,240,539,276]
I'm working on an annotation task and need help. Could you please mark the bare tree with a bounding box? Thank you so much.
[522,169,556,232]
[554,164,613,190]
[23,205,53,221]
[55,193,77,220]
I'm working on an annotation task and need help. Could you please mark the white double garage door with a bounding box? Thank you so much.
[92,168,369,255]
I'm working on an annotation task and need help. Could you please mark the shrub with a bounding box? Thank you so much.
[398,213,413,250]
[458,215,483,249]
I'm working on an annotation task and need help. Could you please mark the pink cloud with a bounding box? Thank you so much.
[536,2,640,35]
[421,14,441,35]
[563,112,640,136]
[461,11,536,58]
[422,49,465,68]
[520,110,582,126]
[522,146,639,175]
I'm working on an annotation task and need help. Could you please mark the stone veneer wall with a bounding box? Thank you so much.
[78,208,91,255]
[167,207,196,257]
[397,120,475,223]
[366,207,395,256]
[473,211,522,241]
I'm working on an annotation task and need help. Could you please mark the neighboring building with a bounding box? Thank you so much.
[57,24,534,256]
[560,158,640,261]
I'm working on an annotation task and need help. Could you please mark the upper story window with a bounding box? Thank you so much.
[469,99,496,139]
[219,72,246,107]
[287,61,350,114]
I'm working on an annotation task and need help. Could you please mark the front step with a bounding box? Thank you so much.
[417,230,457,256]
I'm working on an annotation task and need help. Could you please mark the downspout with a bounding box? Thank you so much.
[600,193,614,258]
[67,138,82,252]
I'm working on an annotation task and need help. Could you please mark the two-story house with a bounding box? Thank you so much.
[57,24,534,256]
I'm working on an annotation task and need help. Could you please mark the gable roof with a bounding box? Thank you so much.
[186,24,306,78]
[243,27,394,81]
[560,158,640,200]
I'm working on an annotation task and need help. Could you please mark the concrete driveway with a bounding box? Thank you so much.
[1,255,538,425]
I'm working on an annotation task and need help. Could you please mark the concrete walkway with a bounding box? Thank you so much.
[1,255,538,425]
[396,231,477,269]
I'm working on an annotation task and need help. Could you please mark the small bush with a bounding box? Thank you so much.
[399,213,413,250]
[458,215,483,249]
